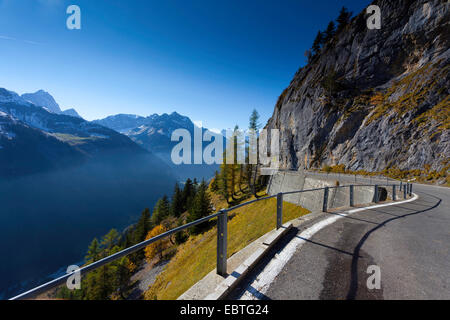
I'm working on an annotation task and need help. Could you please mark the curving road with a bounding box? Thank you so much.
[231,177,450,300]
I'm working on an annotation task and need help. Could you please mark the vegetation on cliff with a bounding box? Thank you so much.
[266,0,449,176]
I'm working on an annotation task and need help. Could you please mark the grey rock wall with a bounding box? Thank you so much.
[265,0,449,172]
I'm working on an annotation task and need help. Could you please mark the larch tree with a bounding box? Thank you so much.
[144,224,169,261]
[102,229,119,254]
[85,238,101,263]
[249,109,261,198]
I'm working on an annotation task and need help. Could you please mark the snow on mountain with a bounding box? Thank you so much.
[0,86,217,181]
[0,111,17,140]
[21,90,62,114]
[94,112,196,146]
[0,88,30,105]
[92,114,149,133]
[0,87,151,157]
[93,112,194,135]
[94,111,220,181]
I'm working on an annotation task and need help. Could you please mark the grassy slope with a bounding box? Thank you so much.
[144,190,310,300]
[51,133,103,145]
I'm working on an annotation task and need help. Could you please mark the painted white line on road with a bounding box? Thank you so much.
[240,193,419,300]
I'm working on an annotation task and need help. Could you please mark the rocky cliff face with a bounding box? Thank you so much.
[266,0,449,172]
[22,90,62,114]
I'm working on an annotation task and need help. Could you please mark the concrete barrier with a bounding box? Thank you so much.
[268,171,376,212]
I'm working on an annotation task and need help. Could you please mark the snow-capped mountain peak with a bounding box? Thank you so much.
[21,90,62,114]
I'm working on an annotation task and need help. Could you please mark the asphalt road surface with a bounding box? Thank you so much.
[230,176,450,300]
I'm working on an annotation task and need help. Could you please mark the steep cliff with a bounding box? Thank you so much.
[266,0,449,172]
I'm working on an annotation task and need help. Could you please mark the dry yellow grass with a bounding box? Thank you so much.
[144,193,310,300]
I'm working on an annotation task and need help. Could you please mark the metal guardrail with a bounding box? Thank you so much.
[10,179,414,300]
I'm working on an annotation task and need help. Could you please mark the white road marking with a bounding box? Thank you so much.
[240,193,419,300]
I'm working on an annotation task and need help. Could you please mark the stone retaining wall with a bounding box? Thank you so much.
[267,171,377,212]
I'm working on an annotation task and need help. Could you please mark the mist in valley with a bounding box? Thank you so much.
[0,153,176,298]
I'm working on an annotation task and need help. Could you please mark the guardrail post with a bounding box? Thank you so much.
[217,209,228,276]
[374,185,379,203]
[349,185,354,207]
[409,183,413,196]
[399,181,403,191]
[403,184,407,199]
[392,185,396,201]
[276,193,283,229]
[323,187,329,212]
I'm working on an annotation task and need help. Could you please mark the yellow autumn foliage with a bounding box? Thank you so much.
[144,225,170,262]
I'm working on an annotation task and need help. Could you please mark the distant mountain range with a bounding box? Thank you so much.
[93,112,194,153]
[0,88,151,178]
[0,87,181,298]
[21,89,83,119]
[93,112,220,181]
[0,87,219,181]
[0,86,221,297]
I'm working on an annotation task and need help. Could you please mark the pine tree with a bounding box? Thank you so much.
[152,196,170,225]
[171,183,184,217]
[324,21,336,43]
[312,31,324,55]
[305,49,313,64]
[187,180,213,234]
[336,6,352,33]
[123,229,134,248]
[133,208,151,244]
[182,178,195,211]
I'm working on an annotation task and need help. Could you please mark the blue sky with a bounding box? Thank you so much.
[0,0,370,130]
